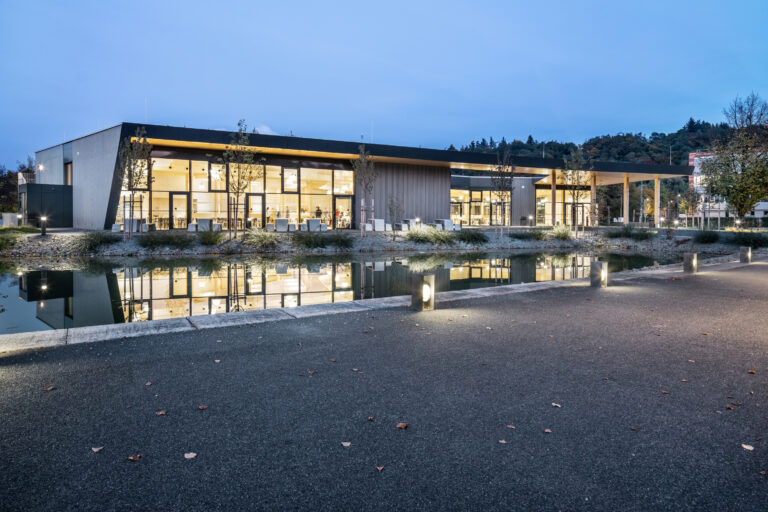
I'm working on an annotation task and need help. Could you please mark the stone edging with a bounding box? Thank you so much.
[1,253,763,354]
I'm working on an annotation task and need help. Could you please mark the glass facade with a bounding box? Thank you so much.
[450,189,511,226]
[535,187,591,226]
[116,150,355,230]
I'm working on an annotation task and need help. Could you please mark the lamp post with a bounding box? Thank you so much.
[528,214,534,227]
[740,246,752,264]
[683,253,698,274]
[40,216,48,236]
[590,261,608,288]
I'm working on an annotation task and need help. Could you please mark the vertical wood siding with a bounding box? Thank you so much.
[368,163,450,226]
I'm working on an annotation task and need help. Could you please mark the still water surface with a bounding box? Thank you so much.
[0,252,673,335]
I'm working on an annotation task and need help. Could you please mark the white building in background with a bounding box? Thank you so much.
[689,152,768,220]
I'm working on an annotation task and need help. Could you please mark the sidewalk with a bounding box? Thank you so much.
[1,261,766,510]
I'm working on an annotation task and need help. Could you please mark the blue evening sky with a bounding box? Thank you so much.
[0,0,766,165]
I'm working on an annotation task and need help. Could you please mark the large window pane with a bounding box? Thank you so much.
[211,163,226,191]
[333,170,354,195]
[151,192,169,229]
[265,194,299,224]
[284,168,298,192]
[152,158,189,191]
[300,168,332,194]
[301,195,332,225]
[191,192,227,225]
[265,166,282,193]
[191,161,208,192]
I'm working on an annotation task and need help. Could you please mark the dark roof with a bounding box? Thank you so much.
[58,122,694,176]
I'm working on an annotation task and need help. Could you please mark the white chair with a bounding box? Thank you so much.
[299,223,308,231]
[187,223,198,232]
[307,218,321,232]
[436,219,453,231]
[111,223,122,232]
[372,218,385,231]
[288,223,297,232]
[365,223,373,232]
[320,223,328,232]
[385,223,392,231]
[198,219,212,232]
[276,218,288,232]
[212,223,222,232]
[142,223,156,232]
[266,223,275,232]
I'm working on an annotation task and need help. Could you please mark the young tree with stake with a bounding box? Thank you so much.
[490,149,515,237]
[562,146,593,235]
[221,120,266,239]
[351,144,378,237]
[117,127,153,239]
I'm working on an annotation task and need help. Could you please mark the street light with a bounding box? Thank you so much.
[40,216,48,236]
[412,272,435,311]
[590,261,608,288]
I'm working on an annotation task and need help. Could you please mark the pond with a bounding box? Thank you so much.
[0,252,675,335]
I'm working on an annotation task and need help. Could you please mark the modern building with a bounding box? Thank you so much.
[27,123,692,230]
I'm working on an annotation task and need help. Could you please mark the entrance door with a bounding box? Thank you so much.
[246,194,264,229]
[170,193,188,229]
[333,196,352,229]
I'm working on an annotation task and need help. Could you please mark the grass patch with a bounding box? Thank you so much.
[406,226,455,246]
[137,232,196,250]
[551,224,572,240]
[242,229,279,250]
[292,231,327,249]
[604,225,655,241]
[325,232,354,249]
[0,234,19,251]
[693,230,720,244]
[72,231,122,252]
[197,230,226,246]
[509,229,548,241]
[452,230,488,245]
[727,231,768,248]
[0,226,40,234]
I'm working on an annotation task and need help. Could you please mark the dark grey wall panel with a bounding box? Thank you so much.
[366,163,450,225]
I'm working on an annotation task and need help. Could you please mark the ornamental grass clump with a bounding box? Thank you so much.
[508,229,548,241]
[693,230,720,244]
[138,232,195,250]
[241,229,279,250]
[406,226,455,246]
[728,231,768,248]
[197,230,226,246]
[292,231,327,249]
[551,224,572,240]
[72,231,122,252]
[325,232,354,249]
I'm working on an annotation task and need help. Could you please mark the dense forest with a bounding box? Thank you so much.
[451,118,730,166]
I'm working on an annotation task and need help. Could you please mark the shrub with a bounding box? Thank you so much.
[326,232,354,249]
[551,224,572,240]
[242,229,279,250]
[727,231,768,248]
[693,230,720,244]
[0,234,19,251]
[292,231,327,249]
[72,231,121,252]
[137,232,195,250]
[605,225,635,239]
[509,229,548,241]
[629,229,655,241]
[406,226,455,246]
[452,230,488,245]
[198,230,225,246]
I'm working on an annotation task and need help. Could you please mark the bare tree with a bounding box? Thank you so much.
[351,144,377,236]
[221,120,265,239]
[387,196,404,241]
[562,146,593,235]
[723,92,768,131]
[490,149,515,237]
[117,127,153,239]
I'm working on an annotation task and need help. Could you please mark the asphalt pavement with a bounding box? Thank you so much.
[1,263,767,511]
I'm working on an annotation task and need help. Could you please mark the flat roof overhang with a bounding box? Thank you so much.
[43,122,693,182]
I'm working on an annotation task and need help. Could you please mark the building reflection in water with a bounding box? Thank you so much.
[17,254,606,329]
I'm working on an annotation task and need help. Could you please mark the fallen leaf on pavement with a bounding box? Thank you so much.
[681,379,688,383]
[732,402,743,406]
[216,339,222,343]
[352,368,359,372]
[155,410,167,416]
[727,405,734,410]
[128,454,142,462]
[506,425,516,429]
[742,444,754,451]
[330,358,337,363]
[184,452,197,459]
[688,360,695,363]
[701,332,709,336]
[341,442,351,447]
[198,405,208,410]
[377,466,384,472]
[368,416,374,421]
[145,382,152,386]
[396,422,408,429]
[662,390,670,395]
[42,386,55,391]
[749,370,757,374]
[498,440,507,444]
[91,447,104,453]
[552,403,561,408]
[544,429,552,434]
[631,427,641,431]
[214,360,221,363]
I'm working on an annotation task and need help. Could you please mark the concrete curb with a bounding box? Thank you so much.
[1,252,763,353]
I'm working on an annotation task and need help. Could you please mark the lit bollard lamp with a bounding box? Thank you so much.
[412,272,435,311]
[740,246,752,264]
[683,252,698,273]
[40,216,48,236]
[590,261,608,288]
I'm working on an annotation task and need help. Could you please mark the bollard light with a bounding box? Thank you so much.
[590,261,608,288]
[412,272,435,311]
[40,215,48,236]
[740,246,752,264]
[683,253,698,274]
[673,219,679,226]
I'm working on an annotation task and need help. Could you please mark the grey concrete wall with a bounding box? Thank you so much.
[71,125,122,229]
[369,163,450,225]
[35,146,64,185]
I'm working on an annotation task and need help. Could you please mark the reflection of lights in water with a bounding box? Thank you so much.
[41,284,48,290]
[40,301,45,308]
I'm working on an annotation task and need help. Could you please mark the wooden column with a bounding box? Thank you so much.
[622,173,630,225]
[550,169,557,226]
[653,176,661,227]
[590,174,597,226]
